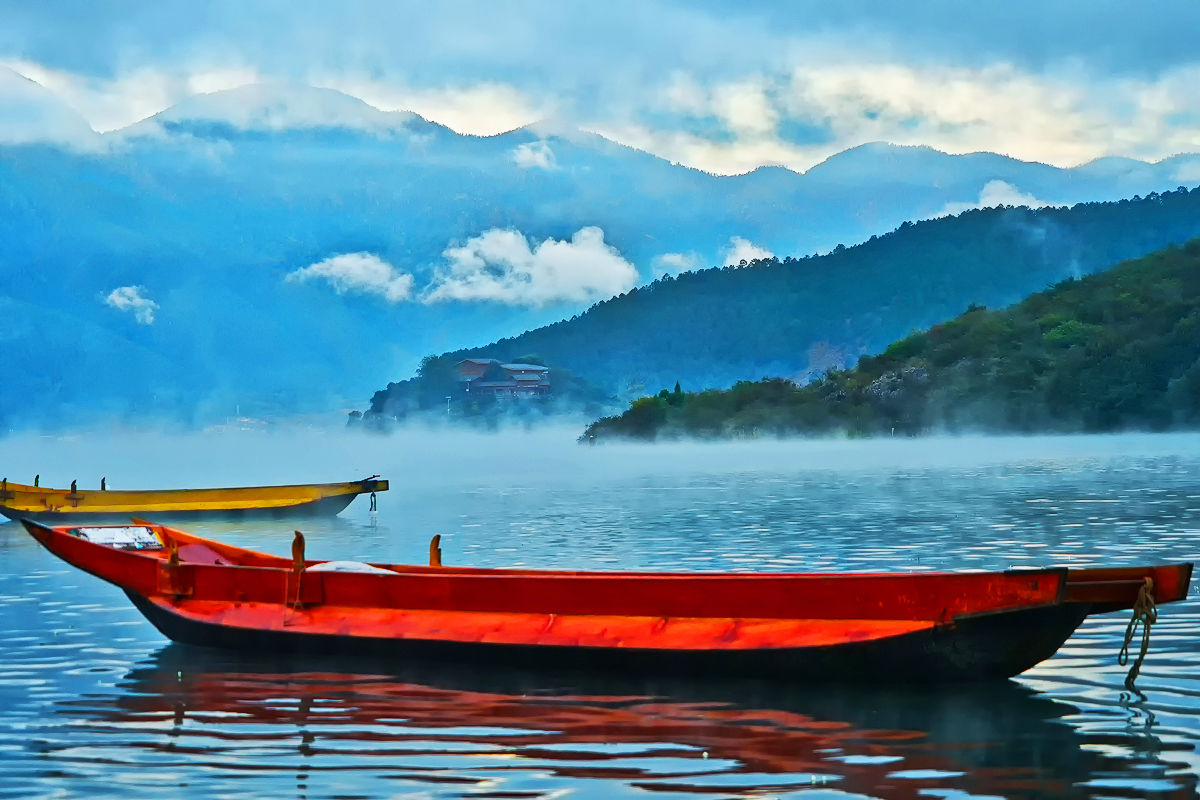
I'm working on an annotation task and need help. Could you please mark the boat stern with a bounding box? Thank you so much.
[1065,563,1192,612]
[360,478,388,493]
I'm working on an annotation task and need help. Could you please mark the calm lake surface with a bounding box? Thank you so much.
[1,429,1199,799]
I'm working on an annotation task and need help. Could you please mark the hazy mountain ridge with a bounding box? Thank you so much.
[365,187,1200,424]
[2,81,1199,428]
[581,237,1200,440]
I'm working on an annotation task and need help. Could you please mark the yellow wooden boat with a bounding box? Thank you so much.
[0,476,388,521]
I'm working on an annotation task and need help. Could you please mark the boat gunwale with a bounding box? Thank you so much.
[27,520,1194,592]
[19,519,1087,625]
[56,518,1080,582]
[1,478,388,497]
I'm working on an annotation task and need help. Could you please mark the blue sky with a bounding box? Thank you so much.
[2,0,1199,173]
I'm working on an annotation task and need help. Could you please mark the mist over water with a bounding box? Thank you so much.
[7,423,1199,491]
[2,428,1199,797]
[5,426,1199,567]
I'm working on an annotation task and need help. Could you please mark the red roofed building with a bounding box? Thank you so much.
[456,359,551,397]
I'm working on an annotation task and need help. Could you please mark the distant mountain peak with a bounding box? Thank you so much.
[802,141,1065,190]
[131,82,424,137]
[1073,155,1155,177]
[813,141,937,163]
[803,142,950,181]
[0,66,101,150]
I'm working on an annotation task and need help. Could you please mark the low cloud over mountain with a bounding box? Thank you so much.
[936,180,1051,218]
[287,253,414,303]
[721,236,774,266]
[423,227,637,306]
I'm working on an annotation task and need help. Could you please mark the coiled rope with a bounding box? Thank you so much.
[1118,577,1157,689]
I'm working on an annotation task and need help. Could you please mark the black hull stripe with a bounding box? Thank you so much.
[125,591,1090,683]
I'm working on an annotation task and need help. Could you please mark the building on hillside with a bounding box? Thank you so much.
[456,358,498,383]
[456,359,551,397]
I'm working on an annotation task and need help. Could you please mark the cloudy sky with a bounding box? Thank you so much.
[2,0,1199,174]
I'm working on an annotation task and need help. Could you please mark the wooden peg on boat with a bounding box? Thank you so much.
[292,531,306,574]
[283,531,308,612]
[33,474,39,487]
[101,477,106,491]
[65,479,82,508]
[429,534,442,567]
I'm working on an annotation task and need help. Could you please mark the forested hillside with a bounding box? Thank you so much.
[365,187,1200,422]
[582,238,1200,440]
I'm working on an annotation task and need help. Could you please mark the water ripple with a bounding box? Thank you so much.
[1,434,1199,798]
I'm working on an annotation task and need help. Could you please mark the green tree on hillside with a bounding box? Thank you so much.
[581,238,1200,441]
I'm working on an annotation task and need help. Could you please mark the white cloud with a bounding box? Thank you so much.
[607,72,801,175]
[2,59,260,133]
[713,79,779,138]
[597,60,1200,175]
[511,140,557,169]
[323,77,549,136]
[150,82,414,135]
[286,252,414,302]
[937,180,1051,217]
[1,60,541,140]
[652,252,701,277]
[104,286,158,324]
[662,73,779,137]
[721,237,773,267]
[591,121,808,175]
[0,66,102,151]
[781,61,1104,167]
[423,226,637,306]
[3,28,1200,177]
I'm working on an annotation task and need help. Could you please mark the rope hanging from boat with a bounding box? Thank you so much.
[362,475,380,511]
[1118,576,1157,689]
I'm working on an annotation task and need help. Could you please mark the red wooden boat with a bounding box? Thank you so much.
[20,519,1192,682]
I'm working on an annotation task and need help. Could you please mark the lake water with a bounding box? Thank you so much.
[1,428,1199,799]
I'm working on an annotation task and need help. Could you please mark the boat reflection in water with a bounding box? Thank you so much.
[53,646,1198,799]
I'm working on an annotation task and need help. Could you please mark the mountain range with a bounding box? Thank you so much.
[580,237,1200,440]
[2,76,1199,427]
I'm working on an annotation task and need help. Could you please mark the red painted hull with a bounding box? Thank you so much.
[20,519,1193,682]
